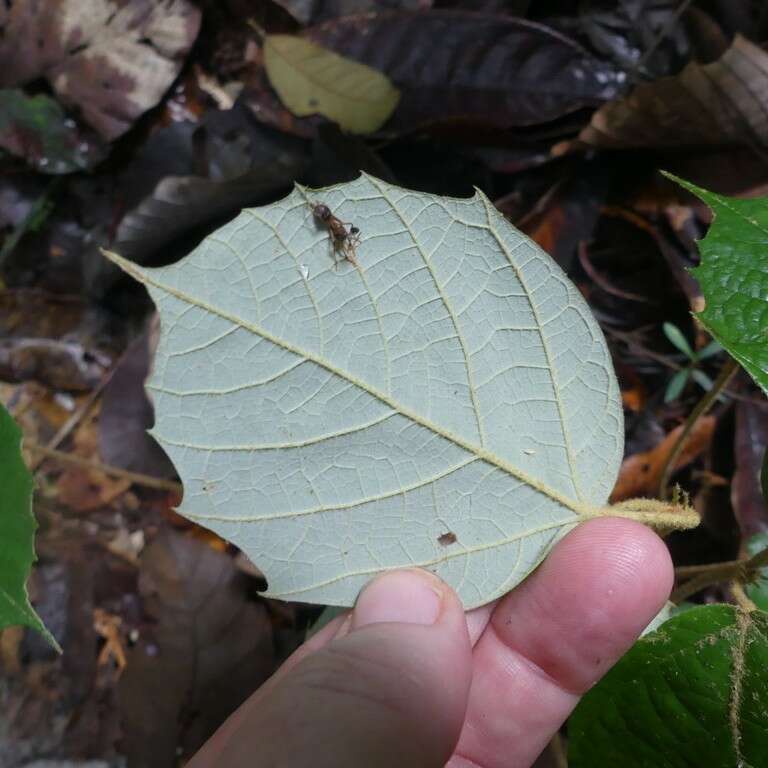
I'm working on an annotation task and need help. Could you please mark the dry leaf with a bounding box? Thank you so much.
[611,415,715,501]
[575,35,768,150]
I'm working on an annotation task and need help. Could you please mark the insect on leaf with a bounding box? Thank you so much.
[103,174,696,609]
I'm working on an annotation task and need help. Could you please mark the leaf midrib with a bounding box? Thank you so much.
[104,249,593,519]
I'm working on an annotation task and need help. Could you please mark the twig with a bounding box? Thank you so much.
[631,0,695,82]
[672,544,768,603]
[549,733,568,768]
[27,365,116,471]
[658,357,739,499]
[28,443,182,494]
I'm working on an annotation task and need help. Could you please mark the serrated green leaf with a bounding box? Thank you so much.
[264,35,400,134]
[103,174,697,609]
[569,604,768,768]
[664,174,768,395]
[663,321,694,359]
[0,402,57,648]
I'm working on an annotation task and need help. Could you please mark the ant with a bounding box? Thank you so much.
[310,202,360,268]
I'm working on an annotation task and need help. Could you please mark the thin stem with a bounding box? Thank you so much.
[658,357,739,499]
[672,544,768,603]
[731,581,757,613]
[631,0,694,82]
[28,443,182,494]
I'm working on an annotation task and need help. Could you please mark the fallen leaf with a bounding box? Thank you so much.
[99,325,175,479]
[264,34,400,133]
[118,530,274,767]
[611,415,716,501]
[0,0,201,140]
[574,35,768,150]
[305,11,624,133]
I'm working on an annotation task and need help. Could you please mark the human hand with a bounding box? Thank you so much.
[188,518,672,768]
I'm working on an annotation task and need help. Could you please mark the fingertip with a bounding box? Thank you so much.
[491,517,673,693]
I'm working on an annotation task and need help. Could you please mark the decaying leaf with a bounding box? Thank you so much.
[118,530,274,767]
[264,35,400,134]
[575,35,768,150]
[569,605,768,766]
[610,416,715,502]
[0,0,201,140]
[104,174,696,609]
[304,11,624,133]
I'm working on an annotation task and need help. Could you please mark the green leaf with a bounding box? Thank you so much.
[664,368,690,402]
[662,321,694,359]
[103,174,696,608]
[0,402,57,648]
[664,174,768,395]
[690,368,715,392]
[264,35,400,134]
[569,604,768,767]
[745,532,768,612]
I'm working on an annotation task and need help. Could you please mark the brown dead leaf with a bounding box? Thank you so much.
[611,415,716,502]
[0,0,201,140]
[572,35,768,150]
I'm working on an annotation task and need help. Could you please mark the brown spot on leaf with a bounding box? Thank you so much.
[438,532,457,546]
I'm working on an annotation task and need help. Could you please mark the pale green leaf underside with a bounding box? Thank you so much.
[107,174,623,609]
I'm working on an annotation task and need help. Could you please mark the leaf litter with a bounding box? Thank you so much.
[1,1,768,764]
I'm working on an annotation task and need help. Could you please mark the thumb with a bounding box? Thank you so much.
[190,570,473,768]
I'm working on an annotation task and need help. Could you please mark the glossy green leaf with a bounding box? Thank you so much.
[103,174,698,608]
[665,174,768,395]
[264,35,400,134]
[569,604,768,767]
[0,402,56,647]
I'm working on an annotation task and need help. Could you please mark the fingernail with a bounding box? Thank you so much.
[352,569,444,628]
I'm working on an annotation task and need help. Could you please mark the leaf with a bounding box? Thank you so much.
[0,401,57,648]
[302,11,623,132]
[664,368,689,403]
[0,89,105,174]
[118,529,274,766]
[0,0,201,141]
[690,368,715,392]
[576,35,768,150]
[745,532,768,612]
[264,35,400,134]
[662,321,694,359]
[103,174,696,609]
[665,175,768,395]
[568,605,768,767]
